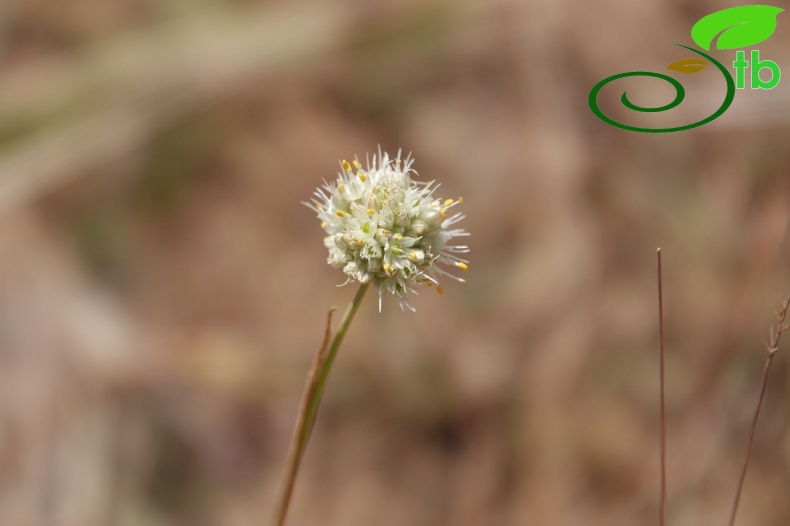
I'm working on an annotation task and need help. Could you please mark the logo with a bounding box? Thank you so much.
[588,5,784,133]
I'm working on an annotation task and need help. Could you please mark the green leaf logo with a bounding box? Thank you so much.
[691,5,784,51]
[667,58,709,74]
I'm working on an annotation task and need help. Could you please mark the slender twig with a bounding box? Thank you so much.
[656,248,667,526]
[270,282,369,526]
[727,292,790,526]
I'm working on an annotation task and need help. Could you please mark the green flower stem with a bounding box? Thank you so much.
[271,282,369,526]
[303,282,369,441]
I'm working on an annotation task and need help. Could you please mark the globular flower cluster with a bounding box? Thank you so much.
[306,149,470,311]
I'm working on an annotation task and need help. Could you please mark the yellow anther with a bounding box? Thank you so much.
[367,208,375,215]
[436,286,444,295]
[338,183,345,192]
[396,234,403,240]
[440,208,448,216]
[316,204,323,211]
[458,196,464,203]
[353,159,361,169]
[336,210,346,217]
[321,221,328,227]
[409,252,417,260]
[342,160,351,171]
[457,262,468,270]
[383,263,390,271]
[444,199,453,206]
[358,173,367,182]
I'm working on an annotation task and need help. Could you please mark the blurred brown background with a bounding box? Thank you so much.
[1,1,789,525]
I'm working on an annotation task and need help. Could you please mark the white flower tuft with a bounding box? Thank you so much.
[305,148,470,311]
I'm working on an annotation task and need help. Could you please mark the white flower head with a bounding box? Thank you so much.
[306,148,470,311]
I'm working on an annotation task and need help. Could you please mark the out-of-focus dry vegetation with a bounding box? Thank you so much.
[1,1,789,525]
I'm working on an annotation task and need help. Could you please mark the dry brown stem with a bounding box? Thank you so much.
[727,292,790,526]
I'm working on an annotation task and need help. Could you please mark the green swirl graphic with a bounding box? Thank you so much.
[588,45,735,133]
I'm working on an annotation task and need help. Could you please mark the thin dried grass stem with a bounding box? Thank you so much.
[726,292,790,526]
[657,248,667,526]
